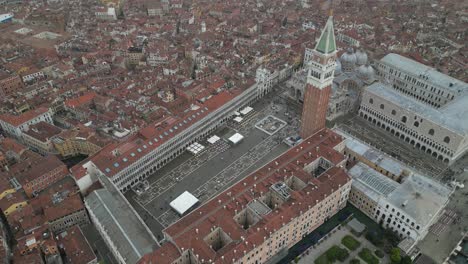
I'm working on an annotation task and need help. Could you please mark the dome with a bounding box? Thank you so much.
[340,48,357,65]
[357,64,375,80]
[355,49,368,66]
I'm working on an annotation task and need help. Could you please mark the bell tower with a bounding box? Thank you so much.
[300,14,337,139]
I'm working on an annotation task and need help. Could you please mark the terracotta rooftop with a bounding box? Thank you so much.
[0,138,27,156]
[23,121,62,142]
[74,90,235,180]
[12,155,67,186]
[43,190,84,223]
[0,191,27,216]
[0,107,49,127]
[139,129,350,264]
[64,91,97,108]
[57,225,97,264]
[12,248,43,264]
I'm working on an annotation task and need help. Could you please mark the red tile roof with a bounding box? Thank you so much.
[15,155,67,186]
[57,225,97,264]
[22,121,62,142]
[43,192,85,222]
[0,107,49,127]
[74,90,236,179]
[64,92,97,108]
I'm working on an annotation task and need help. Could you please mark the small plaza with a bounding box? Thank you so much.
[296,226,390,264]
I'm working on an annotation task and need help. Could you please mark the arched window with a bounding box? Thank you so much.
[369,98,373,104]
[414,121,419,127]
[380,104,385,109]
[391,110,396,115]
[444,136,450,144]
[401,116,407,123]
[429,129,434,136]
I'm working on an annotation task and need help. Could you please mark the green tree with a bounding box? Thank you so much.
[390,248,401,263]
[401,256,412,264]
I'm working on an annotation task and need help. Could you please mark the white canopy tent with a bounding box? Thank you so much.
[169,191,199,215]
[240,106,253,116]
[207,135,221,144]
[228,133,244,145]
[186,142,205,155]
[233,116,243,123]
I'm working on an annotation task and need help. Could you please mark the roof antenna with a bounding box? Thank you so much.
[329,0,334,17]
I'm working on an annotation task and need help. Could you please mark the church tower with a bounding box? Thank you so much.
[300,14,337,139]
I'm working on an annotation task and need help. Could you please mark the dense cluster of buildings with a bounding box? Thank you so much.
[0,0,466,263]
[0,139,96,263]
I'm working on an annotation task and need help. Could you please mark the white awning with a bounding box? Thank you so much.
[187,142,205,155]
[207,135,220,144]
[233,116,243,123]
[169,191,199,215]
[240,106,253,116]
[228,133,244,145]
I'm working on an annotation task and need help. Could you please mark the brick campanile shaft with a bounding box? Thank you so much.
[300,14,337,139]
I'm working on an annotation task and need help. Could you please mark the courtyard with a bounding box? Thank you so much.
[297,227,391,264]
[281,204,411,264]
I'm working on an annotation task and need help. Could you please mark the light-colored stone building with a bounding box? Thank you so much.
[359,81,468,164]
[22,121,61,155]
[358,53,468,164]
[348,162,451,254]
[339,132,453,254]
[0,107,53,139]
[343,135,411,182]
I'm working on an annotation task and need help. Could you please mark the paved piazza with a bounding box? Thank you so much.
[337,114,450,180]
[125,83,302,240]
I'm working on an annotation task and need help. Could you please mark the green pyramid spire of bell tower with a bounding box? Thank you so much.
[315,14,336,54]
